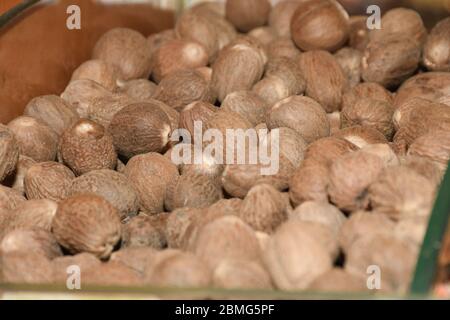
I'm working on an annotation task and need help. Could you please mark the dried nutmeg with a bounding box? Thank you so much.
[60,119,117,176]
[222,91,268,126]
[369,166,436,220]
[5,199,57,233]
[0,252,53,284]
[7,116,58,162]
[52,252,101,283]
[400,156,443,186]
[341,82,393,112]
[248,27,278,47]
[289,163,330,206]
[334,47,362,87]
[212,37,267,102]
[23,95,79,136]
[361,144,399,167]
[308,268,368,293]
[423,17,450,72]
[24,162,75,201]
[361,35,421,88]
[267,38,301,59]
[341,98,395,140]
[165,207,204,249]
[303,136,358,168]
[51,194,122,259]
[92,28,152,81]
[2,155,36,195]
[152,69,216,111]
[239,184,287,233]
[179,101,217,142]
[348,16,370,52]
[71,59,119,91]
[291,0,349,52]
[0,185,26,211]
[269,1,303,38]
[69,169,139,220]
[87,93,136,129]
[266,96,330,143]
[110,247,157,274]
[328,151,384,212]
[109,102,172,158]
[407,131,450,172]
[81,262,143,287]
[333,125,388,148]
[115,79,157,102]
[121,215,166,250]
[297,50,348,112]
[0,124,19,182]
[213,259,273,290]
[226,0,271,33]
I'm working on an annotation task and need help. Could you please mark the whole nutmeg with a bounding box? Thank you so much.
[369,8,427,46]
[212,259,273,290]
[361,35,421,88]
[71,59,119,91]
[400,155,443,187]
[0,185,26,211]
[303,136,358,168]
[0,252,53,284]
[0,124,19,182]
[297,50,348,112]
[266,38,301,59]
[266,96,330,143]
[308,268,367,293]
[341,98,395,140]
[151,39,209,83]
[69,169,139,220]
[165,207,204,249]
[291,0,349,52]
[394,216,429,252]
[225,0,271,33]
[369,166,436,220]
[289,163,330,206]
[147,30,176,62]
[174,144,224,179]
[263,220,333,290]
[109,102,172,158]
[1,229,62,260]
[334,47,362,87]
[60,119,117,176]
[124,152,179,214]
[24,162,75,201]
[52,252,101,283]
[7,116,58,162]
[407,131,450,172]
[61,79,111,118]
[152,69,216,111]
[115,79,157,102]
[92,28,152,81]
[348,16,370,52]
[341,82,393,111]
[333,125,388,148]
[179,101,217,142]
[212,37,267,102]
[328,151,384,212]
[51,194,122,259]
[239,184,287,233]
[110,247,157,274]
[423,17,450,72]
[222,91,268,126]
[248,27,278,47]
[81,262,143,287]
[2,155,36,194]
[345,233,416,293]
[23,95,79,136]
[191,215,261,269]
[361,143,399,167]
[121,215,166,250]
[269,1,304,38]
[87,93,136,129]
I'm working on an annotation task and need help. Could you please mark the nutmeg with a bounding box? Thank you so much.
[152,69,216,111]
[59,119,117,175]
[0,252,53,284]
[115,79,157,102]
[266,38,301,59]
[333,125,388,148]
[248,27,278,47]
[225,0,271,33]
[69,169,139,220]
[341,82,393,112]
[147,29,176,60]
[394,216,428,252]
[304,136,358,167]
[0,124,19,182]
[291,0,349,52]
[308,268,368,293]
[328,151,384,212]
[348,16,370,52]
[0,185,26,211]
[92,28,152,81]
[334,47,362,87]
[124,152,179,214]
[165,207,204,249]
[289,163,330,206]
[407,130,450,172]
[109,102,172,158]
[327,112,341,135]
[2,155,35,195]
[400,155,443,186]
[361,143,399,167]
[263,220,333,290]
[178,101,217,143]
[24,162,74,201]
[87,93,136,129]
[297,50,348,112]
[81,262,143,287]
[423,17,450,72]
[121,215,166,250]
[110,247,157,274]
[51,194,122,259]
[71,59,120,91]
[269,1,303,38]
[266,96,330,143]
[52,252,101,284]
[23,95,80,136]
[221,91,267,127]
[7,116,58,162]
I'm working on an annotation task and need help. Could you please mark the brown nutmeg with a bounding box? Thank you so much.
[308,268,368,293]
[109,102,172,158]
[266,38,301,59]
[213,259,273,290]
[0,252,53,284]
[152,69,216,111]
[81,262,143,287]
[69,169,139,220]
[348,16,370,52]
[361,143,399,167]
[115,79,157,102]
[239,184,287,233]
[92,28,152,81]
[51,194,122,259]
[222,91,268,126]
[266,96,330,143]
[400,155,443,186]
[369,166,436,220]
[61,79,111,118]
[23,95,80,136]
[291,0,349,52]
[0,124,19,182]
[361,35,421,88]
[341,98,395,140]
[71,59,119,91]
[110,247,157,274]
[333,125,388,148]
[0,185,26,211]
[289,163,330,206]
[147,29,176,61]
[423,17,450,72]
[179,101,217,142]
[327,112,341,135]
[212,37,267,102]
[87,93,136,129]
[248,27,278,47]
[407,131,450,172]
[5,199,58,234]
[7,116,58,162]
[1,229,62,260]
[24,162,75,201]
[52,252,101,284]
[2,155,36,195]
[60,119,117,176]
[297,50,348,112]
[334,47,362,87]
[303,136,359,168]
[124,152,179,214]
[165,207,204,249]
[341,82,393,111]
[151,39,209,83]
[269,1,304,38]
[328,151,384,212]
[121,215,166,250]
[226,0,271,33]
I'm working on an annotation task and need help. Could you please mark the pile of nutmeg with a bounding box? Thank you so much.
[0,0,449,295]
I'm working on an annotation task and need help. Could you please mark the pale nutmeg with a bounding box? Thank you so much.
[71,59,120,91]
[225,0,272,33]
[423,17,450,72]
